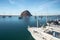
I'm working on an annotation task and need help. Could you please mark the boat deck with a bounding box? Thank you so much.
[28,27,60,40]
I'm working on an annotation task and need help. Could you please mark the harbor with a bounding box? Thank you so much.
[0,0,60,40]
[0,16,60,40]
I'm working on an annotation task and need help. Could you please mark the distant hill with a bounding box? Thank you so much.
[20,10,32,17]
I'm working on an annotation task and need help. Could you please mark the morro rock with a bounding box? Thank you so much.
[20,10,32,17]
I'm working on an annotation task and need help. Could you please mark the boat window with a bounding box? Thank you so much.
[46,31,60,39]
[33,30,39,33]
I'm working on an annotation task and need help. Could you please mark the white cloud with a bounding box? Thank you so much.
[34,0,58,15]
[9,0,16,4]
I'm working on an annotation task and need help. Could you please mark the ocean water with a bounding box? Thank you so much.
[0,16,60,40]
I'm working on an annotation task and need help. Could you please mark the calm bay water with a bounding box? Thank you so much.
[0,16,60,40]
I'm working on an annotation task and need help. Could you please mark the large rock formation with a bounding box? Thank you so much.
[20,10,32,17]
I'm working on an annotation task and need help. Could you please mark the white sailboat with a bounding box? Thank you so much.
[27,16,60,40]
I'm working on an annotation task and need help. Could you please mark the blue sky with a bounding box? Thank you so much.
[0,0,60,15]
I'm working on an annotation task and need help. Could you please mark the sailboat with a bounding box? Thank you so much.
[27,16,60,40]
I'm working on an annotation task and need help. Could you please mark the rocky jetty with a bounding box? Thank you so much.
[20,10,32,17]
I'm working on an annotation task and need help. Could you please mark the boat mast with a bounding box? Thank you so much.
[57,15,58,21]
[36,13,38,28]
[46,5,48,25]
[46,15,47,24]
[37,16,38,28]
